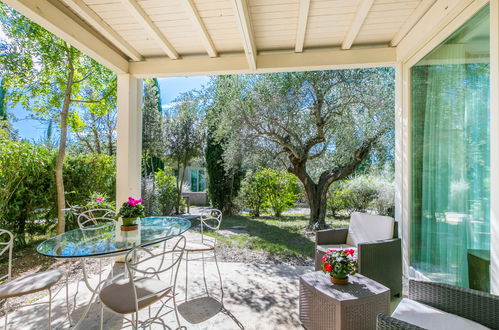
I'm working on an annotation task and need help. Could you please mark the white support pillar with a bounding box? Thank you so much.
[394,62,409,283]
[490,0,499,295]
[116,74,143,206]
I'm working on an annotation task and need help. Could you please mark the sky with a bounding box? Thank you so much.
[7,76,211,141]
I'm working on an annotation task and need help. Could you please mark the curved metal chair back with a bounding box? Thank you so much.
[124,236,186,317]
[77,209,116,229]
[199,209,222,245]
[0,230,13,282]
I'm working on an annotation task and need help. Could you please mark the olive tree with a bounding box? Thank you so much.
[215,69,394,229]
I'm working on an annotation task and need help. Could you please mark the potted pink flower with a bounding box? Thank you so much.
[116,197,145,231]
[321,249,357,285]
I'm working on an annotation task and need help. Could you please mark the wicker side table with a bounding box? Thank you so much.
[299,272,390,330]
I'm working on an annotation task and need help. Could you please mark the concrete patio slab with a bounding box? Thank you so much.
[0,254,312,329]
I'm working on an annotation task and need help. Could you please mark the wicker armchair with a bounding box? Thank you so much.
[315,214,402,297]
[377,279,499,329]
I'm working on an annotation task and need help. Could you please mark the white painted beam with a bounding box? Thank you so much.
[233,0,257,71]
[63,0,143,61]
[391,0,437,47]
[342,0,374,50]
[397,0,480,62]
[130,47,396,78]
[182,0,217,58]
[295,0,311,53]
[116,74,143,206]
[2,0,128,73]
[121,0,179,59]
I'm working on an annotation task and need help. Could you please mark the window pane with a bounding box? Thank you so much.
[191,170,198,192]
[199,169,206,192]
[410,6,490,291]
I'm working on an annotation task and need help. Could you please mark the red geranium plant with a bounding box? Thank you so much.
[321,249,358,280]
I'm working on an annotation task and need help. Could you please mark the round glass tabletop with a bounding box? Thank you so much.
[37,217,191,258]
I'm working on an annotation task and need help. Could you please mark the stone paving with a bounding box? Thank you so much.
[0,232,312,330]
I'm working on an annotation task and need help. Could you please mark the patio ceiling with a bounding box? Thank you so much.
[1,0,477,77]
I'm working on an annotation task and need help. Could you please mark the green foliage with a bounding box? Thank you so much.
[0,140,54,245]
[327,174,394,217]
[142,78,164,174]
[154,169,178,216]
[84,192,115,211]
[239,168,300,217]
[259,168,300,217]
[63,153,116,206]
[206,104,243,214]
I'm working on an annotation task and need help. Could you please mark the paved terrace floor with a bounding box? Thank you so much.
[0,231,312,330]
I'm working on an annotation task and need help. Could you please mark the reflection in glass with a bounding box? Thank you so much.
[37,217,191,258]
[410,6,490,291]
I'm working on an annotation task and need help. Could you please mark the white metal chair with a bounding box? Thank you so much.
[77,208,117,285]
[0,229,70,329]
[184,209,224,305]
[99,235,186,330]
[77,208,116,229]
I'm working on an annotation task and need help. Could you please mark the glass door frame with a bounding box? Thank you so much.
[396,0,499,294]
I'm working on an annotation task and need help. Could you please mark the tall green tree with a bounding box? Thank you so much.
[206,77,243,214]
[215,69,394,229]
[142,78,164,174]
[0,5,116,233]
[163,92,205,213]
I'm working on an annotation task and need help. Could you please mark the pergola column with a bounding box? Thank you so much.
[116,74,143,206]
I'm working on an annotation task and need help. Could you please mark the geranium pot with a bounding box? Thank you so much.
[121,217,138,231]
[330,274,349,285]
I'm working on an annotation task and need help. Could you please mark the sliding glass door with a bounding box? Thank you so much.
[411,6,490,291]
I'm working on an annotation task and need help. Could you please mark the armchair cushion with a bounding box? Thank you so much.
[316,244,355,254]
[346,212,394,246]
[392,298,490,330]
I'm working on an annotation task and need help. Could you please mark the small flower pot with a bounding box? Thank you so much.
[121,224,138,231]
[330,275,349,285]
[121,217,138,231]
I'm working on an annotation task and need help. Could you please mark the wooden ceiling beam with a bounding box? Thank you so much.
[130,47,396,78]
[63,0,143,61]
[1,0,128,73]
[295,0,311,53]
[342,0,374,50]
[121,0,179,59]
[233,0,257,71]
[182,0,217,58]
[391,0,437,47]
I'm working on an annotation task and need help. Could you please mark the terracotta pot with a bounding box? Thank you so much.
[121,224,138,231]
[330,275,349,285]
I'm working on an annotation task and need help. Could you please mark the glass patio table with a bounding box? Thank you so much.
[37,216,191,258]
[36,216,191,328]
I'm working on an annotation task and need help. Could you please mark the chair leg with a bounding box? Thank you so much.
[65,274,72,326]
[100,301,104,330]
[213,250,224,306]
[185,252,189,302]
[4,298,8,330]
[48,288,52,330]
[201,251,209,297]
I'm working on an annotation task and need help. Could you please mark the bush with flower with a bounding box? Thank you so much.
[85,192,116,211]
[321,249,357,280]
[117,197,145,226]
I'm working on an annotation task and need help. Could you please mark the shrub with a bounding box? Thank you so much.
[0,140,54,245]
[154,169,178,216]
[259,168,300,217]
[238,170,266,217]
[327,174,394,217]
[239,168,300,217]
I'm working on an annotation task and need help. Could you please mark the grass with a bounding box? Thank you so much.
[201,214,349,262]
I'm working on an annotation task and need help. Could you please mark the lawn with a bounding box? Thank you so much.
[198,214,350,265]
